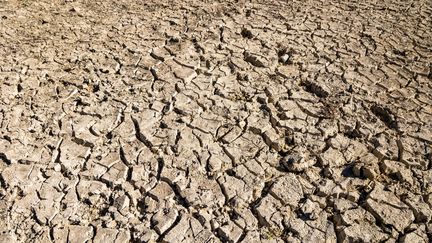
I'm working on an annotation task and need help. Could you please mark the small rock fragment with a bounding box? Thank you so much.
[365,183,414,232]
[68,225,94,243]
[270,174,303,207]
[151,208,179,234]
[244,51,267,68]
[280,149,315,172]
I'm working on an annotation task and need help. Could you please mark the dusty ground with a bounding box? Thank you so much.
[0,0,431,242]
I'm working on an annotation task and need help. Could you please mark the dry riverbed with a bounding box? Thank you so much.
[0,0,431,242]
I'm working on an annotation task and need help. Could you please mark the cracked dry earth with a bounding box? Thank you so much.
[0,0,431,242]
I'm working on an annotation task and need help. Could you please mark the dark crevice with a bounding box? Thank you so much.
[0,152,11,165]
[370,104,399,130]
[156,212,182,242]
[160,177,190,208]
[300,80,329,98]
[131,115,154,149]
[156,158,164,180]
[249,180,275,228]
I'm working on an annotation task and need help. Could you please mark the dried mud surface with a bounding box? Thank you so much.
[0,0,431,242]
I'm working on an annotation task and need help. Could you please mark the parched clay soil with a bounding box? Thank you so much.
[0,0,431,242]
